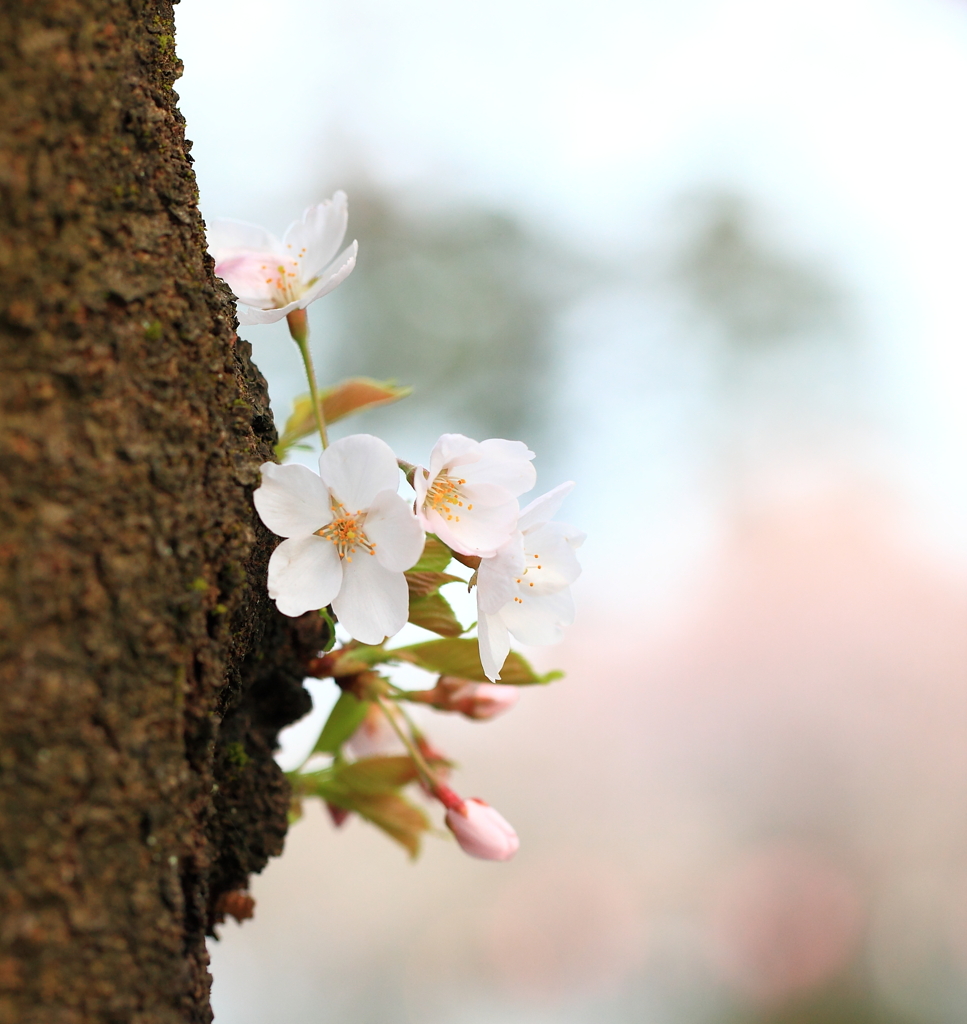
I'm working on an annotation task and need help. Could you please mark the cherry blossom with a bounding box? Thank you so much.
[413,434,536,557]
[254,434,424,644]
[208,192,358,326]
[476,481,584,681]
[445,797,519,861]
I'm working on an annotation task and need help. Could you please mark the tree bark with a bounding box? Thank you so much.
[0,3,321,1021]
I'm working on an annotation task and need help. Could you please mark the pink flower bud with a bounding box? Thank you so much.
[445,797,519,861]
[432,677,520,720]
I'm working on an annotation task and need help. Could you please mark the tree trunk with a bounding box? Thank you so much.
[0,3,321,1021]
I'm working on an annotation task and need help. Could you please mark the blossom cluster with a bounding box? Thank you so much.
[209,195,583,862]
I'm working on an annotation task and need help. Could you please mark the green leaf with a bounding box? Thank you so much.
[321,378,411,425]
[405,570,463,599]
[502,658,563,685]
[317,643,396,677]
[299,755,419,798]
[391,637,486,679]
[391,637,559,685]
[299,755,429,857]
[318,607,337,653]
[275,397,319,460]
[331,789,430,858]
[405,570,465,636]
[410,535,454,573]
[313,692,369,754]
[334,755,420,792]
[275,379,411,459]
[408,591,464,637]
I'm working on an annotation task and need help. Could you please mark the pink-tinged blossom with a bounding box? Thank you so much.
[426,677,519,720]
[413,434,536,557]
[445,797,519,861]
[476,482,584,681]
[253,434,424,644]
[208,192,358,325]
[345,702,402,759]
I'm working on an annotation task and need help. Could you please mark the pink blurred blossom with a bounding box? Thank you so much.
[345,703,401,760]
[707,843,864,1005]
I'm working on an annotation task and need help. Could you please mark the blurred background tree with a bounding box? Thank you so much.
[661,190,864,512]
[670,190,849,354]
[315,184,582,456]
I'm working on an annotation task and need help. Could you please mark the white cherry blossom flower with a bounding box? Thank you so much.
[475,481,584,681]
[253,434,424,644]
[208,192,358,326]
[413,434,536,557]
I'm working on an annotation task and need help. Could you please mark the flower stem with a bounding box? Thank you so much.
[375,695,441,796]
[397,458,417,489]
[286,309,328,450]
[393,699,429,743]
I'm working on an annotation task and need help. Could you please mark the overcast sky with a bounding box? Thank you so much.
[176,0,967,565]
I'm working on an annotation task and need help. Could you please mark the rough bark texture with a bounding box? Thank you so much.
[0,3,323,1021]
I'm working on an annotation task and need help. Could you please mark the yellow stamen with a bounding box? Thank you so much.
[315,504,374,560]
[425,473,465,515]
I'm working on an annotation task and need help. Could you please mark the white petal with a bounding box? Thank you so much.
[502,588,574,646]
[365,490,425,572]
[412,466,430,512]
[477,611,511,682]
[319,434,400,512]
[428,434,482,479]
[518,481,576,533]
[566,527,587,549]
[332,553,408,644]
[425,499,519,557]
[458,481,515,507]
[476,534,525,614]
[236,302,298,325]
[295,241,357,306]
[283,192,349,280]
[207,218,281,262]
[465,439,537,496]
[268,535,342,617]
[520,522,582,593]
[253,463,332,538]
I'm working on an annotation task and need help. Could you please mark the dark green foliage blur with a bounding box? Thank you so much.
[322,186,574,449]
[670,191,850,354]
[739,986,916,1024]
